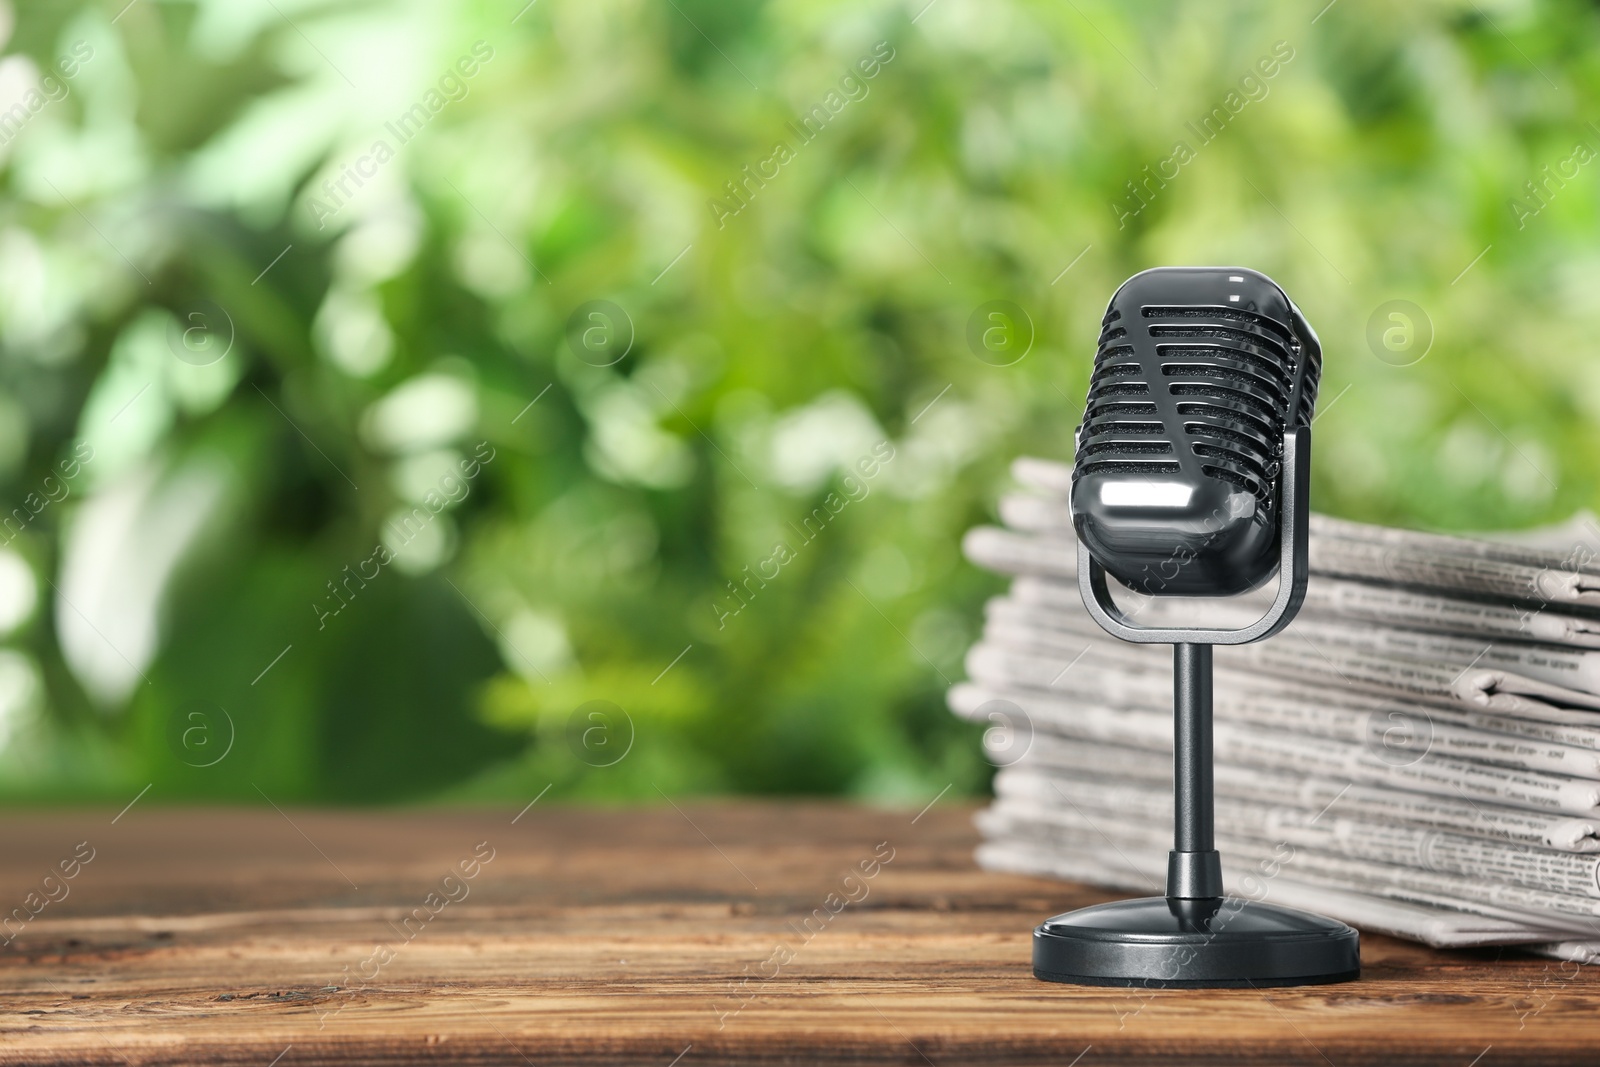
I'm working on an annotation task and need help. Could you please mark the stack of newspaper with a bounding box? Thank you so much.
[954,456,1600,963]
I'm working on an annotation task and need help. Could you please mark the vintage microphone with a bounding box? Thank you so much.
[1031,266,1361,987]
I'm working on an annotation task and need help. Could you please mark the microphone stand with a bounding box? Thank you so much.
[1031,427,1360,987]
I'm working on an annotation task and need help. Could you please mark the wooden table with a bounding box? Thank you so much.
[0,801,1594,1065]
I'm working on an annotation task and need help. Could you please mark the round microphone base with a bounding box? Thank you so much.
[1033,896,1360,988]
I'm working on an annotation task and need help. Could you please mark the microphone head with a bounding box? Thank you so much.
[1070,267,1320,597]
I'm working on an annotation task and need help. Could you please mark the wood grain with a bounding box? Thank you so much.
[0,801,1593,1065]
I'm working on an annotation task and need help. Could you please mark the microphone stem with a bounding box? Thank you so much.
[1173,642,1214,851]
[1168,642,1223,899]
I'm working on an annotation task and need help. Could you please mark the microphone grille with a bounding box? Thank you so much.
[1076,268,1320,515]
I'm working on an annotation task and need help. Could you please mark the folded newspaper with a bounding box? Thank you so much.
[955,456,1600,963]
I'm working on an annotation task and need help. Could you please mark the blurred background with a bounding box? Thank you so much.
[0,0,1595,805]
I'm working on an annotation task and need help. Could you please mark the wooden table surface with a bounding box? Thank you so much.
[0,801,1594,1066]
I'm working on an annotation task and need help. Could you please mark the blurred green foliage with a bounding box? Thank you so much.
[0,0,1597,804]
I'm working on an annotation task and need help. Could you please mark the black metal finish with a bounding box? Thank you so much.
[1070,266,1321,597]
[1173,644,1213,853]
[1165,849,1223,901]
[1032,266,1358,989]
[1033,897,1360,988]
[1168,643,1222,899]
[1077,425,1309,645]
